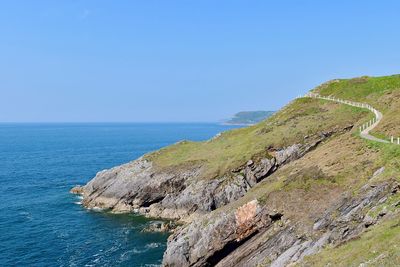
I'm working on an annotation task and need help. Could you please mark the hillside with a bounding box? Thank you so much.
[225,111,275,125]
[73,74,400,266]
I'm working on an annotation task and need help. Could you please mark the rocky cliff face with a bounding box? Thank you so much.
[163,180,399,266]
[72,129,337,221]
[71,126,372,266]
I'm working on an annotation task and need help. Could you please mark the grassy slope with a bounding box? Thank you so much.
[299,212,400,266]
[146,98,367,179]
[313,75,400,110]
[314,74,400,140]
[146,75,400,181]
[153,74,400,265]
[290,139,400,266]
[144,74,399,263]
[312,74,400,183]
[289,75,400,265]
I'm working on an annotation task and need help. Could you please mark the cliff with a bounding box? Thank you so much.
[72,74,400,266]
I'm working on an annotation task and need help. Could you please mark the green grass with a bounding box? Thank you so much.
[363,140,400,182]
[299,213,400,266]
[314,74,400,109]
[367,193,400,218]
[145,98,368,179]
[314,74,400,142]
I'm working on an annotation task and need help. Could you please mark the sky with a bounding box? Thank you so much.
[1,1,399,122]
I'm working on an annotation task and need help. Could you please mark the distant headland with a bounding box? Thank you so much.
[223,111,275,125]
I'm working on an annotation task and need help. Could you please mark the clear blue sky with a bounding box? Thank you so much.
[1,1,399,122]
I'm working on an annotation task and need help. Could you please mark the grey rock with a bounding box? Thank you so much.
[275,144,302,165]
[363,214,376,228]
[74,141,314,220]
[378,208,387,217]
[372,167,385,178]
[142,221,177,233]
[163,180,398,266]
[74,126,343,221]
[163,200,273,267]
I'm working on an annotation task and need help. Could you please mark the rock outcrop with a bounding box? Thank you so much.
[72,125,374,266]
[72,128,341,221]
[163,180,399,266]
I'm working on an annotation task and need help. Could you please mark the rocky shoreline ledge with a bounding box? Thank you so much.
[71,128,337,221]
[71,165,399,266]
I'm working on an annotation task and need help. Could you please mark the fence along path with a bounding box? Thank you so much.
[304,93,399,145]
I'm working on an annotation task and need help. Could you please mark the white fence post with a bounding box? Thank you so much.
[308,93,398,145]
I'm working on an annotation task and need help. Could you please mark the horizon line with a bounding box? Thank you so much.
[0,121,227,124]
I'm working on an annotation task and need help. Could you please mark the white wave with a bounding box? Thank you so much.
[145,243,161,249]
[118,247,146,262]
[132,248,146,254]
[91,207,104,212]
[19,211,33,220]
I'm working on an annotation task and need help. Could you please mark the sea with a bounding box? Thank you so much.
[0,123,240,267]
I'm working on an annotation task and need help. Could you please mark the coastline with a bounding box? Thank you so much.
[220,122,255,126]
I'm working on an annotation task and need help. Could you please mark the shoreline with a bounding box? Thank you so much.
[220,122,255,126]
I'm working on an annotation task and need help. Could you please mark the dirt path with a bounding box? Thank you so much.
[305,93,390,144]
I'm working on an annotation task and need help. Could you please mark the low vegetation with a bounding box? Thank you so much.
[146,98,368,179]
[299,213,400,266]
[315,74,400,138]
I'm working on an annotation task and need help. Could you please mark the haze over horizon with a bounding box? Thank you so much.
[1,1,400,122]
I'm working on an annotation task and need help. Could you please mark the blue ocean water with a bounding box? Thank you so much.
[0,123,240,267]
